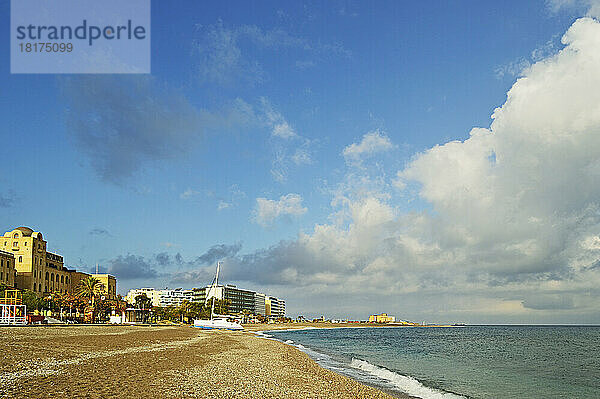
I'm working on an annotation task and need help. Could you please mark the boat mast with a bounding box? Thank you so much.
[210,261,220,321]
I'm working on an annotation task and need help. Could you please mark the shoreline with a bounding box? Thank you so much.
[249,323,427,399]
[0,324,409,398]
[250,326,417,399]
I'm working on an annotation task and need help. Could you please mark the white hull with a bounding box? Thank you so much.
[193,318,243,330]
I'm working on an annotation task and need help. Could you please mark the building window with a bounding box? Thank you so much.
[18,256,22,262]
[45,272,49,280]
[38,284,41,292]
[13,233,18,238]
[61,276,64,284]
[50,274,54,282]
[13,242,17,247]
[34,270,36,278]
[33,284,36,292]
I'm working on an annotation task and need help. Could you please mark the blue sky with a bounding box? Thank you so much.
[2,0,600,322]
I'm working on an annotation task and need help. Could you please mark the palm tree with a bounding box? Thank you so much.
[134,293,152,310]
[77,277,105,321]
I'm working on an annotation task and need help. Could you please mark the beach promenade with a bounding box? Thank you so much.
[0,325,407,398]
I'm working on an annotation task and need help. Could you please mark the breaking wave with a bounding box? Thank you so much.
[265,332,466,399]
[350,358,466,399]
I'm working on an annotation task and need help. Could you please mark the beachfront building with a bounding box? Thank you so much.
[158,288,194,307]
[266,296,286,320]
[221,285,256,314]
[126,288,194,307]
[44,251,72,294]
[0,227,118,298]
[192,284,256,314]
[126,288,162,307]
[368,313,396,323]
[2,227,49,294]
[254,292,266,316]
[0,250,16,288]
[193,285,222,304]
[192,285,280,317]
[1,227,73,294]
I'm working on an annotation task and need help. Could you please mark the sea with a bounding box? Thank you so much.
[262,326,600,399]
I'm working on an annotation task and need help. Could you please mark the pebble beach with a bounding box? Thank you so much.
[0,325,408,398]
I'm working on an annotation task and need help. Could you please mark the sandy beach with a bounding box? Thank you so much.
[0,325,408,399]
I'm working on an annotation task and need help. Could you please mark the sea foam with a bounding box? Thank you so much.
[350,358,466,399]
[264,330,467,399]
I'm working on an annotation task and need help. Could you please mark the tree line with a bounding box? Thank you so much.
[0,279,280,324]
[133,293,233,323]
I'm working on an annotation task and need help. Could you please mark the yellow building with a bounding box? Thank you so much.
[0,250,16,288]
[0,227,118,300]
[91,274,117,301]
[368,313,396,323]
[1,227,54,294]
[126,288,161,307]
[44,251,72,294]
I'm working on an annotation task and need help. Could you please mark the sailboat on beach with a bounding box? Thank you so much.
[193,261,244,330]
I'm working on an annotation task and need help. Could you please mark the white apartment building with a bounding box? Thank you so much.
[266,296,286,320]
[158,288,194,307]
[254,292,266,316]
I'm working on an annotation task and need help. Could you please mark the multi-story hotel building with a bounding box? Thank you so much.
[125,288,194,307]
[254,292,266,316]
[192,284,284,317]
[158,288,194,307]
[193,285,252,313]
[199,284,257,314]
[1,227,117,300]
[266,296,286,320]
[0,250,16,288]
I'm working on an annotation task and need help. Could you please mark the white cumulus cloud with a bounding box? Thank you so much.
[343,130,395,165]
[253,193,307,226]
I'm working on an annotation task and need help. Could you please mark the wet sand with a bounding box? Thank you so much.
[0,325,407,398]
